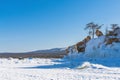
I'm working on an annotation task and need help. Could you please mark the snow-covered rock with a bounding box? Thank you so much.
[65,27,120,68]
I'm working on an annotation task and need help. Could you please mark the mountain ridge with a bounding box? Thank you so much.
[0,48,67,58]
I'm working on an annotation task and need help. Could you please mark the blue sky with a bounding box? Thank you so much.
[0,0,120,52]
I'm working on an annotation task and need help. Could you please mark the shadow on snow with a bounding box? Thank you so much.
[20,59,83,69]
[20,58,120,69]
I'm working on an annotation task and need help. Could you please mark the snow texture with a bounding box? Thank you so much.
[0,58,120,80]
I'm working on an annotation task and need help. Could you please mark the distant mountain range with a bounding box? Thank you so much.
[27,48,66,54]
[0,48,67,58]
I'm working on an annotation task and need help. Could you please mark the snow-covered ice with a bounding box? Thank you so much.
[0,58,120,80]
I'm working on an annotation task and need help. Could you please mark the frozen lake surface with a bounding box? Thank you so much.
[0,58,120,80]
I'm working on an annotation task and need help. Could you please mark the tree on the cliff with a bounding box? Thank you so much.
[111,24,118,29]
[111,24,119,31]
[85,22,103,38]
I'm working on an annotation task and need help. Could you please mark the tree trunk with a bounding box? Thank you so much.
[92,29,95,38]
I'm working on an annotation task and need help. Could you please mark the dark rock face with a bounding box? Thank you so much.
[96,29,103,37]
[106,38,120,44]
[76,36,91,52]
[76,41,85,52]
[65,36,92,53]
[83,36,91,43]
[105,27,120,45]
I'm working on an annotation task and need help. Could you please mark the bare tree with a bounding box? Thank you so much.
[85,22,103,38]
[111,24,118,29]
[111,24,119,31]
[105,26,108,35]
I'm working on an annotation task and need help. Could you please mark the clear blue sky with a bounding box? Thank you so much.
[0,0,120,52]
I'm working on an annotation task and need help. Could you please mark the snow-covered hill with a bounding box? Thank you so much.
[85,35,120,58]
[65,26,120,67]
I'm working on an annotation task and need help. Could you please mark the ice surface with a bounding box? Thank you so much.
[0,58,120,80]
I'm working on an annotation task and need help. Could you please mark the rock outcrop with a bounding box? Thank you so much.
[95,29,103,37]
[66,26,120,55]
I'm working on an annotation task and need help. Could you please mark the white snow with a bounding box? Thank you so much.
[0,58,120,80]
[1,28,120,80]
[59,29,120,80]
